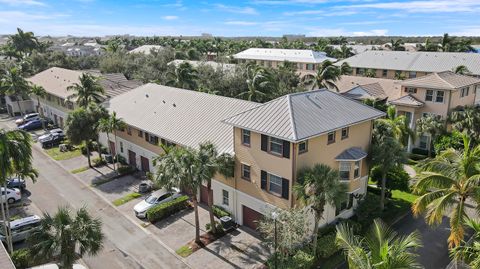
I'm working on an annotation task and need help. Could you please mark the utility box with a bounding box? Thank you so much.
[220,216,235,231]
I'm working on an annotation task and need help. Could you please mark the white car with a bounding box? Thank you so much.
[15,113,39,126]
[38,128,64,142]
[0,215,41,244]
[0,187,21,204]
[133,188,181,218]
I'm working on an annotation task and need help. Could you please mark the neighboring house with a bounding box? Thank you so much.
[168,60,237,73]
[4,94,35,116]
[336,51,480,79]
[336,75,402,101]
[341,83,388,102]
[27,67,142,128]
[49,44,104,57]
[100,84,384,230]
[128,45,164,55]
[233,48,336,77]
[389,71,480,151]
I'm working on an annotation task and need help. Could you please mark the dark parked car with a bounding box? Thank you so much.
[18,119,43,131]
[7,178,26,191]
[41,133,64,148]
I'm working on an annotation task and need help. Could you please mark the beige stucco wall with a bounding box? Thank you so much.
[352,68,428,79]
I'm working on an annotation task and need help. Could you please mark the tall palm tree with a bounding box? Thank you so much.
[0,66,31,116]
[412,134,480,248]
[154,146,204,243]
[454,65,471,75]
[449,105,480,144]
[0,129,36,253]
[387,39,405,51]
[237,64,274,102]
[336,219,423,269]
[371,134,407,211]
[294,163,347,256]
[29,207,104,269]
[451,219,480,268]
[166,62,198,90]
[29,84,47,128]
[441,33,455,52]
[376,106,415,147]
[7,28,38,54]
[110,112,126,171]
[416,114,445,157]
[67,73,105,108]
[309,60,350,91]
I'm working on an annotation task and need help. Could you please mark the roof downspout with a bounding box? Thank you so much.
[232,128,239,222]
[446,90,453,129]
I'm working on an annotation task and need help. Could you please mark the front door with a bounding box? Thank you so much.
[200,185,212,204]
[140,156,150,172]
[128,150,136,167]
[109,141,116,156]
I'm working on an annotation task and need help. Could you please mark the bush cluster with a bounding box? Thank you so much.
[92,157,106,167]
[117,165,136,175]
[370,166,411,192]
[11,249,31,269]
[212,205,231,218]
[146,195,189,223]
[205,220,224,234]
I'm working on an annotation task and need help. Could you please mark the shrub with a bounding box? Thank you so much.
[92,157,106,167]
[291,250,315,269]
[11,249,31,269]
[316,233,338,258]
[212,205,231,218]
[317,223,336,236]
[267,250,315,269]
[205,220,224,233]
[434,130,463,153]
[370,166,410,192]
[367,185,392,198]
[355,193,382,229]
[146,195,189,222]
[118,165,136,175]
[116,155,127,165]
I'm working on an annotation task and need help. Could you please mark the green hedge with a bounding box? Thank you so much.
[146,195,189,223]
[118,165,136,175]
[11,249,31,269]
[316,233,338,258]
[212,205,231,218]
[292,250,315,269]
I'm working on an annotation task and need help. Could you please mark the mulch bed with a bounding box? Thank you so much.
[185,230,227,253]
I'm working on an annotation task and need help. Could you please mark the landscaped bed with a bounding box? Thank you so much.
[112,192,142,206]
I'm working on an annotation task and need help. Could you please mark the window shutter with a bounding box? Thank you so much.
[145,133,149,142]
[282,140,290,158]
[261,170,267,190]
[261,135,268,152]
[281,178,289,199]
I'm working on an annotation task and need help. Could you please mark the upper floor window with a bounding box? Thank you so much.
[426,90,445,103]
[145,133,159,145]
[298,140,308,154]
[341,127,349,140]
[436,90,445,103]
[269,137,283,155]
[356,68,365,76]
[408,71,417,78]
[127,126,132,135]
[259,60,264,66]
[241,129,251,146]
[260,170,289,199]
[339,162,351,180]
[460,87,469,98]
[425,90,434,102]
[241,164,251,181]
[306,64,315,71]
[269,174,283,196]
[382,69,388,77]
[327,131,336,144]
[297,63,303,70]
[120,142,124,153]
[405,87,417,94]
[267,61,272,67]
[354,161,360,178]
[138,130,143,138]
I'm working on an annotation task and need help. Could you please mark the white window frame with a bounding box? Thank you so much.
[341,127,349,140]
[298,140,308,154]
[425,89,434,102]
[354,161,360,178]
[241,129,251,146]
[269,137,283,155]
[268,173,283,196]
[222,190,229,206]
[241,163,251,181]
[461,87,469,98]
[435,90,445,103]
[327,131,336,144]
[339,162,351,181]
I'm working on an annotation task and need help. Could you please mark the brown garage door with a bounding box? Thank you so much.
[242,206,263,230]
[128,150,136,167]
[200,185,212,204]
[140,156,150,172]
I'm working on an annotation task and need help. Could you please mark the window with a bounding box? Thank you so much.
[267,61,272,67]
[382,69,388,77]
[395,70,402,76]
[461,87,469,98]
[336,193,354,215]
[405,87,417,94]
[408,71,417,78]
[127,126,132,135]
[259,60,264,66]
[341,127,349,140]
[354,161,360,178]
[241,129,251,146]
[425,90,434,102]
[298,140,308,154]
[306,64,315,71]
[327,131,336,144]
[339,162,351,180]
[138,130,143,137]
[269,137,283,155]
[145,133,159,145]
[419,135,429,149]
[297,63,303,70]
[269,174,282,196]
[222,190,229,206]
[356,68,365,76]
[241,164,251,180]
[435,90,444,103]
[120,142,124,153]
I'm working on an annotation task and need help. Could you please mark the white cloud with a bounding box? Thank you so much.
[352,29,388,36]
[225,21,258,26]
[0,11,67,23]
[452,26,480,36]
[214,4,258,15]
[0,0,45,6]
[337,0,480,13]
[162,15,179,20]
[306,27,388,37]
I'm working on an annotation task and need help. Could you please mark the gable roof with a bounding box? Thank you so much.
[342,82,387,100]
[399,71,480,90]
[233,48,336,63]
[223,89,385,142]
[335,51,480,76]
[389,94,424,107]
[104,83,259,154]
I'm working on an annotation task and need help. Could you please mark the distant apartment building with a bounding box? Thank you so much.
[128,45,164,55]
[101,84,384,230]
[335,51,480,79]
[168,60,236,73]
[27,67,142,128]
[233,48,336,77]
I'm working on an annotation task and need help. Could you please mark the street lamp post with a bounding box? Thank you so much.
[271,211,279,269]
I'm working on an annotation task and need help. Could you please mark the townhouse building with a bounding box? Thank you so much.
[335,51,480,79]
[389,71,480,151]
[233,48,336,77]
[101,84,384,230]
[27,67,142,128]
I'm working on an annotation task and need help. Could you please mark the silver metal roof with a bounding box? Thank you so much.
[223,89,385,142]
[104,83,260,154]
[399,71,480,90]
[233,48,336,63]
[335,51,480,76]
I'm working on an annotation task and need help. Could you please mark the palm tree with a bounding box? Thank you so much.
[387,39,405,51]
[376,106,415,147]
[0,66,31,116]
[336,219,423,269]
[454,65,471,75]
[441,33,455,52]
[451,219,480,267]
[29,207,104,269]
[449,105,480,144]
[29,84,47,129]
[237,64,274,102]
[294,164,347,256]
[310,60,350,91]
[110,112,126,171]
[166,62,198,90]
[67,73,105,108]
[371,135,407,211]
[154,146,204,243]
[364,69,376,78]
[7,28,38,54]
[416,115,445,157]
[412,134,480,248]
[0,129,36,253]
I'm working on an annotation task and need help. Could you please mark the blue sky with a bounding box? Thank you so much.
[0,0,479,37]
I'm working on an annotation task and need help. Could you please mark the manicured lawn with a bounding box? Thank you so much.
[112,192,142,206]
[383,190,419,224]
[44,147,82,161]
[176,245,193,257]
[70,166,89,174]
[392,189,419,203]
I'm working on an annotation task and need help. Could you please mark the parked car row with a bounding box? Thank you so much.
[39,128,65,148]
